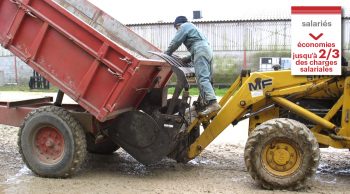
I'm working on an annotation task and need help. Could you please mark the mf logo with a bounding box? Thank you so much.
[248,78,273,91]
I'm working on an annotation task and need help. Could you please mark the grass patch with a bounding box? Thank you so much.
[215,88,229,96]
[0,85,229,97]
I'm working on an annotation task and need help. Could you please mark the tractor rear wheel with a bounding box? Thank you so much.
[18,106,87,178]
[244,118,319,190]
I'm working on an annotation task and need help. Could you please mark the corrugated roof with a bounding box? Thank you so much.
[126,16,350,26]
[126,18,290,26]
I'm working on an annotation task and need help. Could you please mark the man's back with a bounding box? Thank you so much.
[179,23,209,54]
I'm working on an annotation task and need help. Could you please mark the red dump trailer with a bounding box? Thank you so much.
[0,0,194,178]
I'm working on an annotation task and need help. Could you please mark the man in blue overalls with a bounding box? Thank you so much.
[165,16,221,116]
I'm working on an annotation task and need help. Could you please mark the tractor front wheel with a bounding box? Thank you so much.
[244,118,319,190]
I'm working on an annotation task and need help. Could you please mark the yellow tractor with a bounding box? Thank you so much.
[168,58,350,190]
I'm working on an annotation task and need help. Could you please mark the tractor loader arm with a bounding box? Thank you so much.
[180,70,341,160]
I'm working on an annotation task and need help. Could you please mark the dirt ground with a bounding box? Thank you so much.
[0,92,350,194]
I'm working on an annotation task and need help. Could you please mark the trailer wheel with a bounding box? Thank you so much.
[244,118,319,190]
[86,133,119,154]
[18,106,87,178]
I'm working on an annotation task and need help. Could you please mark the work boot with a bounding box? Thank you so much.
[198,101,221,116]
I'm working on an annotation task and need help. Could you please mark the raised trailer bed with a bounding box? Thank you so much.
[0,0,191,178]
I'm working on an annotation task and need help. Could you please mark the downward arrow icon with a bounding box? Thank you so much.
[309,33,323,40]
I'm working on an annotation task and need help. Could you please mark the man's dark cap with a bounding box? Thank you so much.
[174,16,188,27]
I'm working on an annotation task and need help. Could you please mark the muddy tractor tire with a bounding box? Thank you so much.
[86,133,119,155]
[18,106,87,178]
[244,118,320,190]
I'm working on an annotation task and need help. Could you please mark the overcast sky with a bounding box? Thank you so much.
[88,0,350,24]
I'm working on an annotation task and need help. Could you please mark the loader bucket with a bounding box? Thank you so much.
[108,110,184,165]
